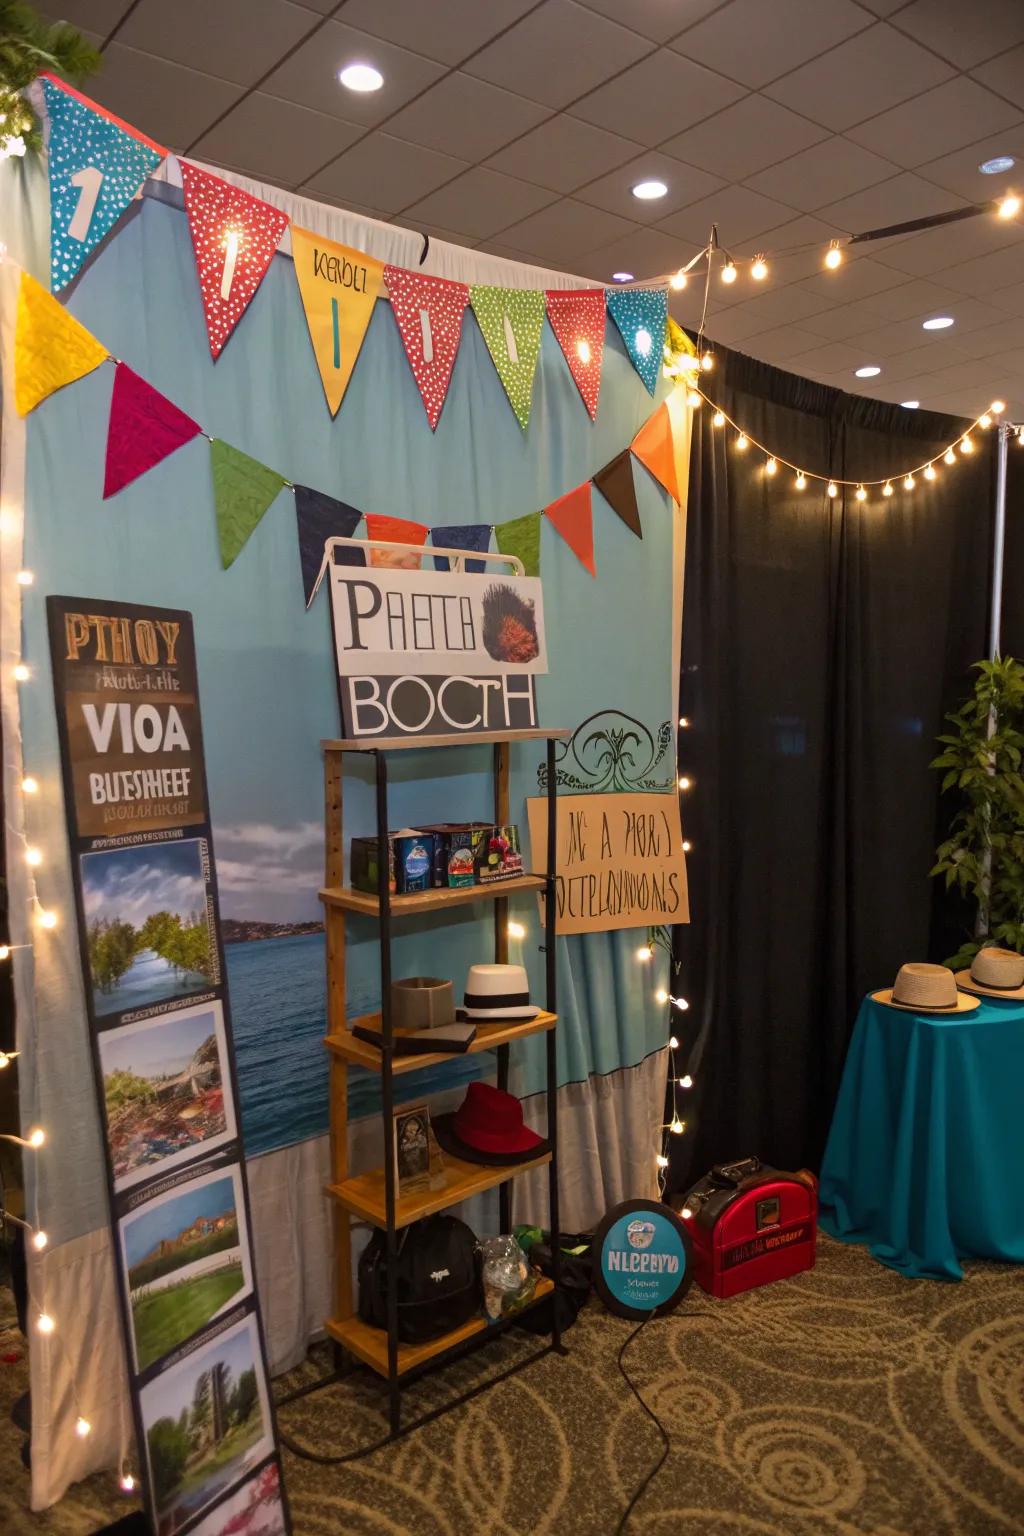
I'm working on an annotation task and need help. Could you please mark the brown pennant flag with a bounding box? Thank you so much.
[593,450,642,539]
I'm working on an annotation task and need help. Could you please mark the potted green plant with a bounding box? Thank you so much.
[0,3,99,159]
[931,656,1024,969]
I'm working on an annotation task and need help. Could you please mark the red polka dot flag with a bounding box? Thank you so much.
[180,161,289,361]
[544,288,606,419]
[384,266,470,430]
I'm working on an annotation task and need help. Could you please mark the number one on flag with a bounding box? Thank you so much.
[221,228,241,301]
[331,297,341,368]
[419,308,433,364]
[503,312,519,365]
[68,166,103,243]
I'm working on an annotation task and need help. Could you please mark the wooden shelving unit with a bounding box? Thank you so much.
[321,730,568,1432]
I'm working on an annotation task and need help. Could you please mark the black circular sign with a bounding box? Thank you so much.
[591,1199,693,1320]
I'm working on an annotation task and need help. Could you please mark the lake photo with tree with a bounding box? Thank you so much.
[81,839,216,1018]
[122,1170,250,1371]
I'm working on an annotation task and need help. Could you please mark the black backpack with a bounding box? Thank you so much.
[358,1214,480,1344]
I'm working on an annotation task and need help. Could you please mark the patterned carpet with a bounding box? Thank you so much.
[3,1235,1022,1535]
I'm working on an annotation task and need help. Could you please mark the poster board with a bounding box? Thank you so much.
[526,791,689,934]
[47,596,290,1536]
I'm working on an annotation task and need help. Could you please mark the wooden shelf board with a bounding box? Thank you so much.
[320,874,545,916]
[323,729,569,752]
[324,1010,557,1074]
[327,1149,551,1228]
[326,1277,554,1377]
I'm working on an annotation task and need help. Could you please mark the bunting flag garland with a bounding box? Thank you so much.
[104,363,201,498]
[294,485,363,606]
[495,510,541,577]
[292,226,384,417]
[180,161,289,360]
[544,289,606,419]
[14,270,108,416]
[385,266,470,430]
[41,76,165,293]
[630,401,681,504]
[211,438,287,569]
[430,524,491,573]
[470,286,545,430]
[594,450,642,539]
[364,513,429,568]
[544,482,595,576]
[606,287,668,396]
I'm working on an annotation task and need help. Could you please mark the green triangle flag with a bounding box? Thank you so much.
[470,286,545,430]
[495,510,541,577]
[211,438,286,568]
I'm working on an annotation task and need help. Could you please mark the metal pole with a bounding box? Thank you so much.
[989,423,1010,661]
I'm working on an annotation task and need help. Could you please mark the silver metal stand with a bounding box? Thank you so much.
[989,423,1010,660]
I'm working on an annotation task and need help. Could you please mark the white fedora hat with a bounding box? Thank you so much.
[955,946,1024,1000]
[461,963,540,1022]
[872,961,979,1014]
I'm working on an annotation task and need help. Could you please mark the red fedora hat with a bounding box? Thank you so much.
[432,1082,549,1167]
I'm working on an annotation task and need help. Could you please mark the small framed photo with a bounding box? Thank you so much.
[394,1103,445,1196]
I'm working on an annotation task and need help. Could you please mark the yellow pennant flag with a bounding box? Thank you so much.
[15,271,108,416]
[290,226,383,416]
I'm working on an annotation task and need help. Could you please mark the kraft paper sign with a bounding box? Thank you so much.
[291,225,384,416]
[527,791,689,934]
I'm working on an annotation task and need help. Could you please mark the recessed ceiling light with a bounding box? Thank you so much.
[611,271,634,283]
[901,400,920,409]
[632,179,668,201]
[855,365,881,378]
[339,62,383,92]
[980,155,1015,175]
[922,316,954,330]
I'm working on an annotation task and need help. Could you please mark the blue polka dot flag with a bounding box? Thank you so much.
[605,286,668,395]
[42,76,165,293]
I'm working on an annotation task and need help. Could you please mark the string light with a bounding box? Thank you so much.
[21,775,38,794]
[997,193,1020,219]
[721,261,737,284]
[682,839,692,852]
[678,716,690,728]
[656,1154,669,1169]
[765,457,777,476]
[671,996,689,1010]
[36,1311,55,1334]
[678,1075,693,1089]
[750,254,768,281]
[670,1118,685,1135]
[944,447,956,464]
[636,944,654,961]
[678,775,691,790]
[32,1228,47,1250]
[687,389,701,408]
[75,1416,91,1439]
[736,433,748,450]
[0,946,9,962]
[656,988,669,1005]
[712,410,725,427]
[827,481,838,498]
[506,919,526,940]
[978,412,992,429]
[924,463,937,480]
[670,269,687,290]
[795,471,806,490]
[700,353,714,371]
[25,847,42,867]
[960,434,974,453]
[668,1035,679,1050]
[13,663,29,681]
[37,908,57,929]
[825,241,843,269]
[28,1126,45,1147]
[883,482,893,496]
[904,474,915,489]
[120,1473,136,1494]
[16,569,33,585]
[856,485,867,500]
[991,399,1006,413]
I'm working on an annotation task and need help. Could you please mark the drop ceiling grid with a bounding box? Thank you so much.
[41,0,1024,413]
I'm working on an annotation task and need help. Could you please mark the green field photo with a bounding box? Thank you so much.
[132,1258,245,1371]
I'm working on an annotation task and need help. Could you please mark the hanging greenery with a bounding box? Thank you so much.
[0,2,99,159]
[931,656,1024,968]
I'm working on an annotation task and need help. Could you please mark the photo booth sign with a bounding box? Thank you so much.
[326,554,548,740]
[47,597,290,1536]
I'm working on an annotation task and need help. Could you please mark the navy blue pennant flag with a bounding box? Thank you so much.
[430,523,492,572]
[295,484,363,606]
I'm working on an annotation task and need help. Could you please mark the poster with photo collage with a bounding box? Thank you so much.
[47,597,290,1536]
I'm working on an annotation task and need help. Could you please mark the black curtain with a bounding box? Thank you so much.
[671,345,1023,1185]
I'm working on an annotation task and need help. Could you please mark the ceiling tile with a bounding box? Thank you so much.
[891,0,1024,69]
[870,340,971,382]
[846,78,1022,168]
[799,296,906,339]
[932,241,1024,294]
[763,24,955,132]
[463,0,650,109]
[971,44,1024,111]
[856,277,962,320]
[79,41,243,149]
[192,93,361,188]
[954,314,1024,356]
[855,0,909,14]
[387,72,548,161]
[485,115,642,194]
[747,137,898,212]
[817,171,965,234]
[116,0,315,86]
[657,183,798,246]
[799,254,908,301]
[304,133,468,213]
[782,339,879,376]
[662,97,829,184]
[495,199,637,266]
[923,356,1014,390]
[672,0,872,89]
[840,315,966,359]
[871,214,1023,277]
[726,285,836,327]
[336,0,539,64]
[41,0,132,29]
[921,383,1024,415]
[569,49,746,147]
[916,131,1024,202]
[590,225,702,282]
[987,278,1024,315]
[702,305,782,345]
[575,150,724,223]
[401,166,555,239]
[738,322,841,360]
[262,19,445,126]
[579,0,730,43]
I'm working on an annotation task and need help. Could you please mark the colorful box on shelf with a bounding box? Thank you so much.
[350,823,523,893]
[477,825,525,884]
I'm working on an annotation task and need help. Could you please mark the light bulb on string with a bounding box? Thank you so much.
[924,463,937,480]
[670,1118,685,1135]
[25,847,41,867]
[827,481,838,498]
[721,261,737,285]
[856,485,867,500]
[765,457,777,476]
[16,570,33,586]
[997,193,1021,219]
[883,482,893,497]
[700,353,714,371]
[636,944,653,962]
[904,474,915,489]
[825,241,843,270]
[75,1416,91,1439]
[678,716,690,728]
[28,1126,45,1147]
[687,389,701,408]
[750,254,768,281]
[682,839,692,852]
[36,1312,54,1334]
[0,946,9,962]
[656,988,669,1005]
[712,410,725,427]
[656,1153,669,1169]
[31,1229,47,1251]
[944,448,956,465]
[13,663,29,682]
[991,399,1006,414]
[979,413,992,429]
[37,908,57,930]
[679,1075,693,1089]
[506,920,526,940]
[960,435,974,453]
[736,433,748,450]
[672,996,690,1011]
[668,1035,679,1050]
[22,775,38,794]
[795,471,806,490]
[120,1473,136,1494]
[678,775,691,790]
[670,269,687,291]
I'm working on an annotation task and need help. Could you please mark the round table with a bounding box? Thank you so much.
[818,991,1024,1280]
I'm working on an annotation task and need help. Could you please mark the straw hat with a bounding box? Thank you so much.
[872,962,979,1014]
[955,946,1024,1000]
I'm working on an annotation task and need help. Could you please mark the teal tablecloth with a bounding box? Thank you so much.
[819,992,1024,1279]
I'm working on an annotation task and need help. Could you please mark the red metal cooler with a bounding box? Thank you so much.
[677,1157,817,1299]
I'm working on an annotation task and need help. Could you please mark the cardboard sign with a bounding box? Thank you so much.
[527,790,689,934]
[329,564,547,740]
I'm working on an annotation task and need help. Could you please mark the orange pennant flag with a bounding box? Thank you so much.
[630,402,681,504]
[544,482,595,577]
[364,512,429,568]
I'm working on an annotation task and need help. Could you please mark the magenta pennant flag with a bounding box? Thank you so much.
[384,265,470,429]
[104,362,201,498]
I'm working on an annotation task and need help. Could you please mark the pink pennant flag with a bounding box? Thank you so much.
[365,512,429,568]
[545,289,606,419]
[385,266,470,430]
[104,362,201,497]
[544,482,595,576]
[180,161,289,360]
